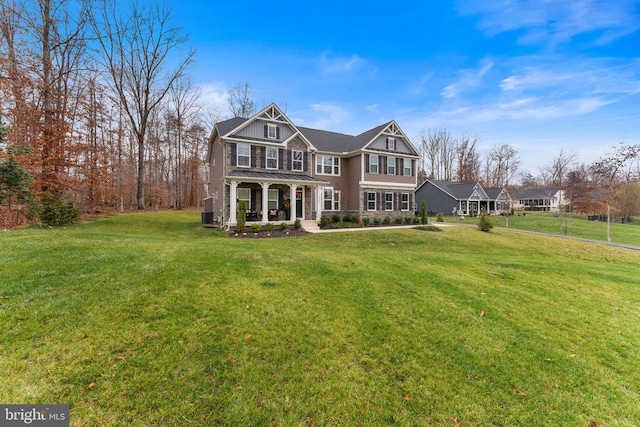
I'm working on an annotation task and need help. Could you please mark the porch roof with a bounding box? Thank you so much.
[227,170,329,185]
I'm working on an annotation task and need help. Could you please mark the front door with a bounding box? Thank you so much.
[296,189,303,219]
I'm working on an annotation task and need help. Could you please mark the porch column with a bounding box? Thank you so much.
[315,186,323,221]
[261,182,271,222]
[289,183,298,221]
[229,180,238,224]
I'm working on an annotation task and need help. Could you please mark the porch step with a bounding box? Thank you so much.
[300,220,321,233]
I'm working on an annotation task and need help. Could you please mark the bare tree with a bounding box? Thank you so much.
[228,82,255,118]
[419,129,456,180]
[485,144,520,188]
[590,142,640,242]
[89,0,194,210]
[456,134,481,182]
[548,149,576,232]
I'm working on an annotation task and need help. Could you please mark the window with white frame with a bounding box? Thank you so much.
[369,154,379,174]
[385,192,394,211]
[401,193,409,211]
[403,158,412,176]
[266,147,278,169]
[387,138,396,150]
[387,156,396,175]
[237,144,250,167]
[367,192,377,211]
[267,123,278,139]
[237,188,250,209]
[323,187,340,211]
[316,155,339,175]
[268,189,278,209]
[292,150,303,171]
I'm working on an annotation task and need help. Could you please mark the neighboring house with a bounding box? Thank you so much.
[513,188,566,212]
[415,180,511,216]
[202,103,420,226]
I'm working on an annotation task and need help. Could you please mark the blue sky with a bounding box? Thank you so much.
[169,0,640,174]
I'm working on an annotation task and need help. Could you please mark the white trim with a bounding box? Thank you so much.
[359,181,416,190]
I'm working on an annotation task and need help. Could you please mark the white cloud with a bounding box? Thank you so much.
[197,82,228,115]
[318,51,367,74]
[458,0,640,47]
[441,60,494,99]
[296,102,352,130]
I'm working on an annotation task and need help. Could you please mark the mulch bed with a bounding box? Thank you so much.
[228,229,309,238]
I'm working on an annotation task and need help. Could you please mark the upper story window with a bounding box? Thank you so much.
[386,138,396,150]
[292,150,303,171]
[266,123,279,139]
[237,144,250,167]
[387,156,396,175]
[316,155,340,175]
[403,158,412,176]
[266,147,278,169]
[369,154,379,174]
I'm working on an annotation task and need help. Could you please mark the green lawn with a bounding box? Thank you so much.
[1,211,639,426]
[443,211,640,247]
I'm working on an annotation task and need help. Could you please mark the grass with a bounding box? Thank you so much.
[1,211,639,426]
[444,211,640,247]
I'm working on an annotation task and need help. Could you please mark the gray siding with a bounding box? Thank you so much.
[415,182,458,216]
[369,135,414,154]
[234,119,294,142]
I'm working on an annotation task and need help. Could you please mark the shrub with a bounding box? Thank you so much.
[320,215,330,228]
[251,223,261,232]
[382,216,391,225]
[280,222,288,231]
[38,192,80,226]
[412,216,420,224]
[478,209,493,232]
[395,216,403,224]
[294,219,302,230]
[436,212,444,222]
[332,213,341,223]
[420,201,428,225]
[404,216,413,224]
[343,213,358,223]
[362,217,370,226]
[373,217,381,225]
[265,222,274,232]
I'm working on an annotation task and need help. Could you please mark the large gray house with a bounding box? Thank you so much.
[415,180,511,216]
[202,104,421,226]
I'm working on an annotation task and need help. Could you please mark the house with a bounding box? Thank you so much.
[202,103,420,227]
[512,188,566,212]
[415,180,511,216]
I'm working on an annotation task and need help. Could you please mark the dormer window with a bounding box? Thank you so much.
[265,123,279,139]
[386,138,396,150]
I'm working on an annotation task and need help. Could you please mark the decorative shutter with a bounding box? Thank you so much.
[304,153,309,172]
[365,154,370,173]
[261,147,266,168]
[279,190,284,209]
[230,143,237,166]
[279,149,284,169]
[396,158,401,176]
[287,150,292,170]
[385,138,389,149]
[364,191,367,210]
[382,157,387,175]
[251,145,257,168]
[276,126,280,139]
[377,192,382,210]
[251,190,256,210]
[264,125,268,138]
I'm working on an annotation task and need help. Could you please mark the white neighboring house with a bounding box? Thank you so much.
[513,188,567,212]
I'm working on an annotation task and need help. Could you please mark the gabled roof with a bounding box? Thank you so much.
[514,188,561,199]
[485,187,509,199]
[210,104,418,157]
[428,180,478,199]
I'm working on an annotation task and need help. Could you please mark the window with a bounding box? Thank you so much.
[369,154,379,174]
[316,155,339,175]
[323,187,340,211]
[237,188,250,209]
[385,192,394,211]
[292,150,303,171]
[367,192,377,211]
[237,144,250,167]
[387,156,396,175]
[268,189,278,209]
[267,123,278,139]
[387,138,396,150]
[266,147,278,169]
[403,158,412,176]
[401,193,409,211]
